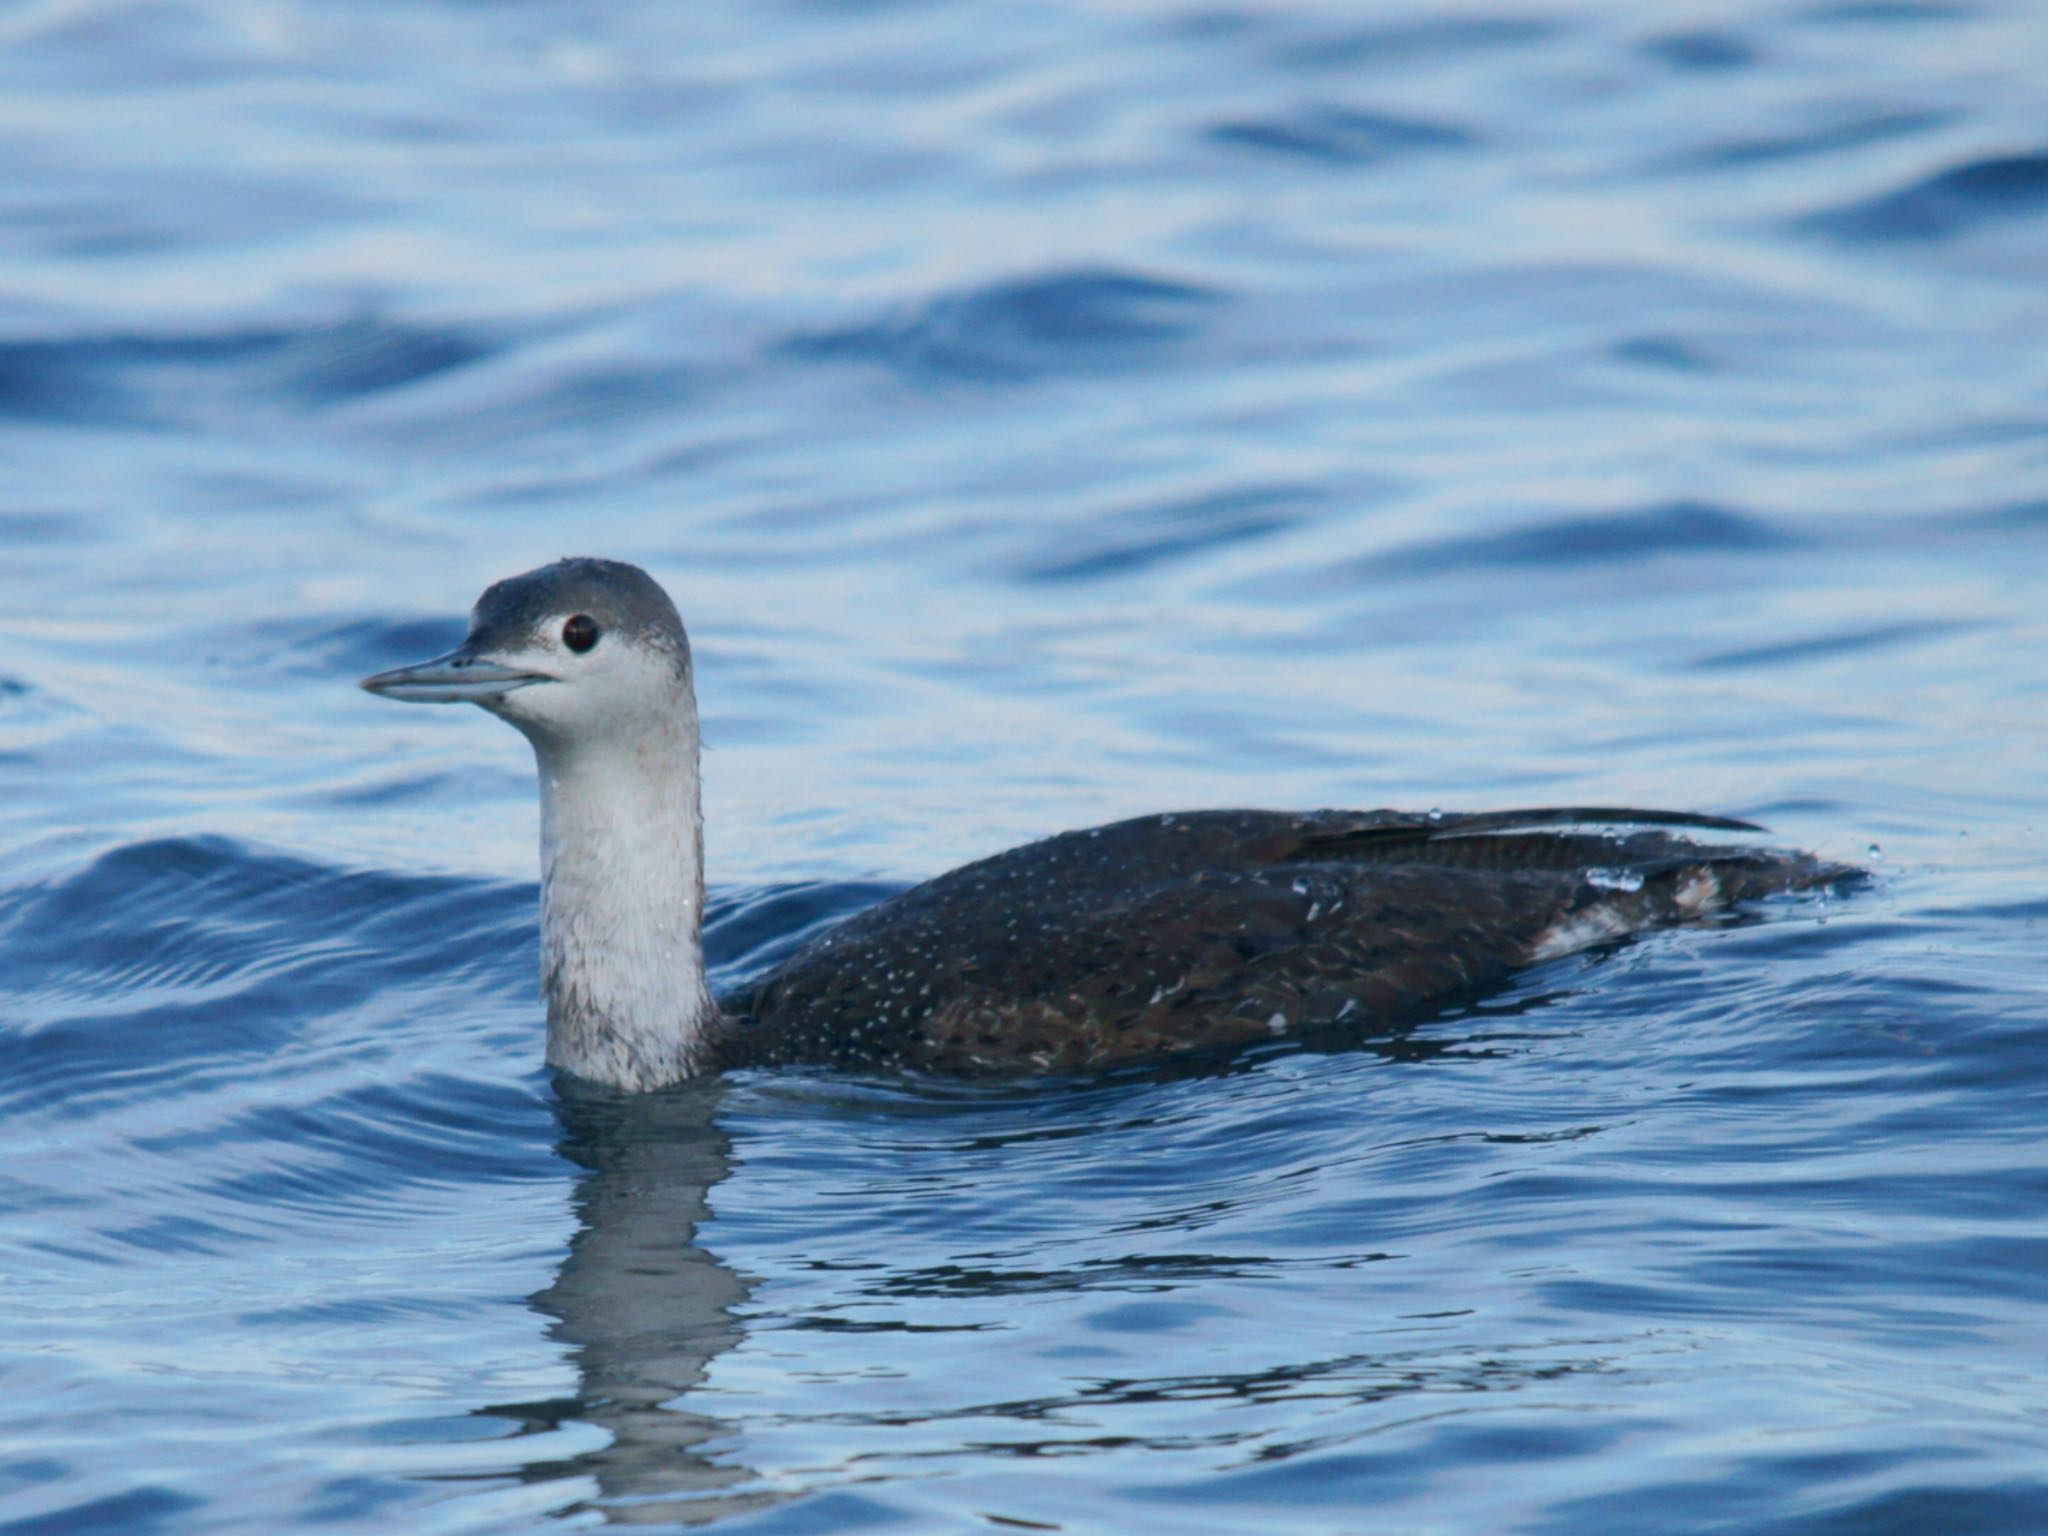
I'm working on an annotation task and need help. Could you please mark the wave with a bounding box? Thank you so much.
[0,837,528,1101]
[1805,151,2048,242]
[1681,108,1946,170]
[1688,618,1979,672]
[1639,28,1756,71]
[1008,483,1322,584]
[1264,14,1556,70]
[784,267,1222,383]
[1208,106,1473,166]
[0,317,497,427]
[1360,500,1793,582]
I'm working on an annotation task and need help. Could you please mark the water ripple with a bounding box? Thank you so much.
[1010,483,1321,584]
[1639,28,1757,71]
[1807,151,2048,241]
[1266,14,1558,69]
[1681,108,1950,170]
[1208,106,1474,166]
[1354,500,1793,583]
[0,837,530,1110]
[0,319,497,429]
[786,268,1222,382]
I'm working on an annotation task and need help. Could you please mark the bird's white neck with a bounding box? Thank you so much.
[530,712,719,1090]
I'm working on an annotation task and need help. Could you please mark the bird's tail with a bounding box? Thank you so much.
[1525,843,1863,963]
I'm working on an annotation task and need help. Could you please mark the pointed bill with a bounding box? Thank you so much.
[360,646,551,704]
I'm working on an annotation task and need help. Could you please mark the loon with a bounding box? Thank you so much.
[361,557,1855,1091]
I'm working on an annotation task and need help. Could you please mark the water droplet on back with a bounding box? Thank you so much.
[1584,866,1646,893]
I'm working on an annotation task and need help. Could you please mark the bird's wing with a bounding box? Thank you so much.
[725,807,1855,1076]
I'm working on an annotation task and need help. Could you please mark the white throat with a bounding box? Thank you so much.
[530,708,719,1089]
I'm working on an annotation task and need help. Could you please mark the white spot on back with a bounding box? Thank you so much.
[1675,869,1722,916]
[1527,904,1634,963]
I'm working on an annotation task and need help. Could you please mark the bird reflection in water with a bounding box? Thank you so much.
[465,975,1644,1523]
[479,1079,779,1525]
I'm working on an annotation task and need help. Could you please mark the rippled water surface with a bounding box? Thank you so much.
[4,2,2047,1531]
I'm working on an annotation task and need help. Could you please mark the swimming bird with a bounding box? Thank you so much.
[361,557,1854,1091]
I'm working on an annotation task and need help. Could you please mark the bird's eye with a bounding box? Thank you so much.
[562,614,600,653]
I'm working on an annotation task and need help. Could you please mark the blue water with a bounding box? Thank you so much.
[3,1,2047,1530]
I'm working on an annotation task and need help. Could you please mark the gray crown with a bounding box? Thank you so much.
[469,557,691,670]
